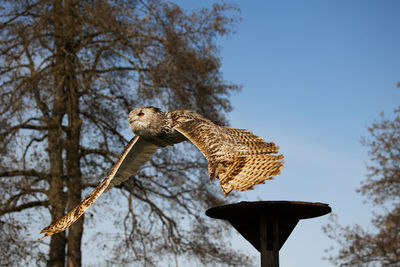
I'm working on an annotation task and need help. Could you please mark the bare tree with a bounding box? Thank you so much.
[0,1,253,266]
[323,106,400,266]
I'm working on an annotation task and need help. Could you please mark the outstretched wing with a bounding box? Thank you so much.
[171,111,283,195]
[40,136,160,238]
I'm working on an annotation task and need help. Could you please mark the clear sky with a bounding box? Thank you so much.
[177,1,400,266]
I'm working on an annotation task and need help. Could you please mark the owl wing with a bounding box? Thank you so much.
[172,111,284,195]
[40,136,160,238]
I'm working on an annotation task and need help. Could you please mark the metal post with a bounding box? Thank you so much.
[260,214,279,267]
[205,201,332,267]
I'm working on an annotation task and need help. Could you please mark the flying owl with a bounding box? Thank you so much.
[40,106,284,238]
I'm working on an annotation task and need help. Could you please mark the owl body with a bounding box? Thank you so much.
[128,106,282,186]
[40,106,283,238]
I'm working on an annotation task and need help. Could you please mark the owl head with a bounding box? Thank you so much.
[128,106,165,137]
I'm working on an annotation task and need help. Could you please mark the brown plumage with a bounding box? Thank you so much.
[40,106,283,238]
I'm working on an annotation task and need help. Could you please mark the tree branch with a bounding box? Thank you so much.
[0,169,49,179]
[0,200,49,216]
[0,118,46,141]
[79,147,119,161]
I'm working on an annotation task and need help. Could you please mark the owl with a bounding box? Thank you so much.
[40,106,283,238]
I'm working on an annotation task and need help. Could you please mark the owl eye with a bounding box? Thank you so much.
[138,112,144,117]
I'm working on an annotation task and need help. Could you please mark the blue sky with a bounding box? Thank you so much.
[177,1,400,266]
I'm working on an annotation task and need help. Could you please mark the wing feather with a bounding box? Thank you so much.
[108,137,160,189]
[40,136,160,238]
[172,111,283,195]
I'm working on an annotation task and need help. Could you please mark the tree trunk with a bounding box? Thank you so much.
[47,2,67,266]
[64,1,83,266]
[65,98,83,267]
[47,44,67,267]
[47,110,67,267]
[65,45,83,267]
[47,1,84,266]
